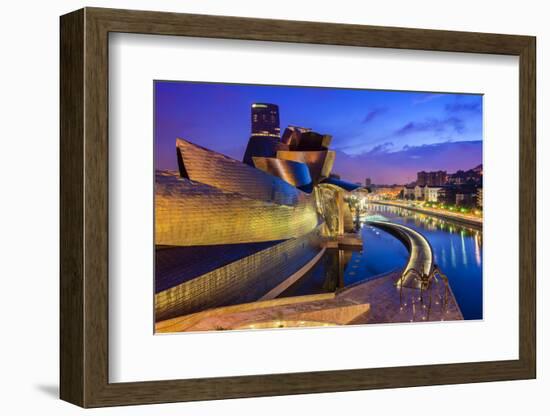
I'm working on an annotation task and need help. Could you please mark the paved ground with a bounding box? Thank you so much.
[156,270,463,333]
[341,270,463,324]
[156,293,370,332]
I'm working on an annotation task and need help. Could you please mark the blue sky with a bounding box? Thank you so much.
[155,81,482,184]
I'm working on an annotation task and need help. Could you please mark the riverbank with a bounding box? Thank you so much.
[373,200,482,229]
[156,270,463,332]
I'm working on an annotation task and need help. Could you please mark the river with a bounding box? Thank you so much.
[280,202,483,320]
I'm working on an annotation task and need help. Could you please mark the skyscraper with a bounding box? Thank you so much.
[251,103,280,138]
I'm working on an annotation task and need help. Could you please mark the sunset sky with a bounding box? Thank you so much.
[155,81,482,184]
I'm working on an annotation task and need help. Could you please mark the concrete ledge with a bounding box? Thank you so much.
[156,292,335,333]
[156,268,463,333]
[322,233,363,250]
[157,294,369,333]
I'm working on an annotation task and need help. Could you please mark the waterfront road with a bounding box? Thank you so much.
[372,200,482,228]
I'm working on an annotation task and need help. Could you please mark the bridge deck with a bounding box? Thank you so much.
[367,220,433,289]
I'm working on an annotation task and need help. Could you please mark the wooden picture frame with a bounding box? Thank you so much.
[60,7,536,408]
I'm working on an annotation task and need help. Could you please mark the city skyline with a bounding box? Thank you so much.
[155,81,482,184]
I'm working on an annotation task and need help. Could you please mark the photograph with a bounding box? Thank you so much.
[153,81,483,333]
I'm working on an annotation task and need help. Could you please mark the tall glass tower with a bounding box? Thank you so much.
[251,103,280,138]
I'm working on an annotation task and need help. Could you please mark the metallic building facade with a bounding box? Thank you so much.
[251,156,312,189]
[242,136,288,166]
[156,226,323,320]
[177,138,306,206]
[281,125,311,147]
[155,171,319,246]
[281,125,332,150]
[276,149,336,185]
[314,183,355,236]
[292,131,332,151]
[155,117,368,321]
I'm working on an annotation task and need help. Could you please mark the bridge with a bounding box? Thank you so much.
[366,220,440,291]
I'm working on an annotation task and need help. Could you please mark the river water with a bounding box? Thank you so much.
[280,203,483,320]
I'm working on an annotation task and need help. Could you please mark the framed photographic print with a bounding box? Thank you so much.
[60,7,536,407]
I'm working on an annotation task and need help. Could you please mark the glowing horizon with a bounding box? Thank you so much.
[155,81,482,184]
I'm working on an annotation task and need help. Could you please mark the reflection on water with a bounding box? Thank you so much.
[280,223,410,298]
[281,203,482,321]
[279,248,345,296]
[345,225,409,284]
[364,204,483,320]
[280,223,409,297]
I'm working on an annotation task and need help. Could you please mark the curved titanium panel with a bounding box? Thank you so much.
[155,226,323,320]
[252,157,312,188]
[280,126,331,150]
[294,131,332,150]
[276,150,336,185]
[281,126,311,147]
[176,138,306,206]
[242,135,288,166]
[155,171,320,246]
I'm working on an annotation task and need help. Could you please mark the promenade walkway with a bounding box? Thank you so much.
[156,268,463,333]
[367,220,433,290]
[374,200,482,228]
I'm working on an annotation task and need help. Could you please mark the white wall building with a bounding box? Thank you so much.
[403,186,415,199]
[425,186,442,202]
[414,185,425,200]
